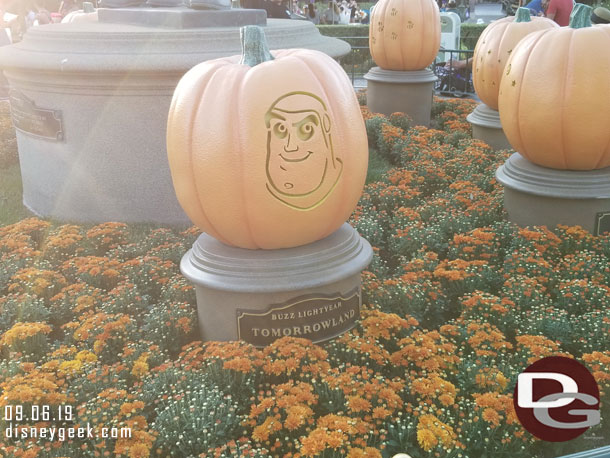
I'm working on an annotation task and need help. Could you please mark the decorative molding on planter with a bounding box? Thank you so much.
[146,0,184,6]
[181,223,373,293]
[496,153,610,234]
[467,103,511,150]
[98,6,265,27]
[467,102,503,128]
[181,223,373,344]
[364,67,438,84]
[497,153,610,199]
[98,0,145,7]
[364,67,437,126]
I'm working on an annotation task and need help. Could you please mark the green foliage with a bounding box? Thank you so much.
[0,165,29,226]
[0,101,18,169]
[0,294,49,333]
[152,384,243,457]
[142,300,197,357]
[3,101,610,457]
[316,24,369,39]
[460,23,487,49]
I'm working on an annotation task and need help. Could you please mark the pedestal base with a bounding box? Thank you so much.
[496,153,610,235]
[467,103,511,151]
[364,67,437,127]
[180,223,373,347]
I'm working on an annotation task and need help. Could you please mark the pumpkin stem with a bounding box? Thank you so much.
[514,7,531,22]
[83,1,95,12]
[240,25,274,67]
[569,3,592,28]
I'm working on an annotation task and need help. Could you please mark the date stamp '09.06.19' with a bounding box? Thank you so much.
[3,405,132,442]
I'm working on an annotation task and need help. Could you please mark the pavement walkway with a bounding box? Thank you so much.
[467,2,506,23]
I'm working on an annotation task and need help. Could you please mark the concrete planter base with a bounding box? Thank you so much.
[0,10,350,225]
[467,103,511,151]
[364,67,437,127]
[180,223,373,347]
[496,153,610,234]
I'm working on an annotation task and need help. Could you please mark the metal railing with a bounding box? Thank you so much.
[433,48,474,97]
[337,38,476,97]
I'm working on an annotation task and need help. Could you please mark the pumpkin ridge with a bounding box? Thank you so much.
[168,61,230,245]
[412,0,424,69]
[474,20,508,109]
[234,65,261,249]
[291,55,344,241]
[594,28,610,169]
[428,1,441,69]
[512,31,547,160]
[559,30,575,170]
[307,53,359,238]
[398,0,407,70]
[380,0,391,69]
[490,23,510,107]
[192,65,241,246]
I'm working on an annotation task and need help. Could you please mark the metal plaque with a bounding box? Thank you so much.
[9,90,64,141]
[595,212,610,236]
[237,289,361,347]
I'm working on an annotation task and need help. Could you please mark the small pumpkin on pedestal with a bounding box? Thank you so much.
[495,4,610,235]
[168,27,373,345]
[499,3,610,170]
[467,7,557,150]
[368,0,440,71]
[364,0,441,125]
[167,26,368,250]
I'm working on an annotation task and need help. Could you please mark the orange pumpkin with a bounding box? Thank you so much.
[167,26,368,250]
[369,0,440,71]
[473,7,557,111]
[499,3,610,170]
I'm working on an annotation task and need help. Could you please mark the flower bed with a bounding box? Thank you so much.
[0,98,609,458]
[0,101,18,169]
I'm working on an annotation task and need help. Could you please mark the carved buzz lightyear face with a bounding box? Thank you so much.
[265,92,343,210]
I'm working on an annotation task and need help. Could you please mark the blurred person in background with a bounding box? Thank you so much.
[544,0,572,25]
[321,0,340,23]
[523,0,550,15]
[348,0,357,21]
[304,3,319,23]
[242,0,291,18]
[338,1,350,23]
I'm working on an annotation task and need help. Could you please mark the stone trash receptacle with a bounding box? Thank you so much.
[496,153,610,235]
[0,6,350,225]
[180,223,373,347]
[364,67,437,127]
[467,103,512,151]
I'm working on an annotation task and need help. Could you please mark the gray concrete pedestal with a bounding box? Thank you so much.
[496,153,610,235]
[467,103,511,151]
[0,8,350,225]
[180,223,373,347]
[364,67,437,127]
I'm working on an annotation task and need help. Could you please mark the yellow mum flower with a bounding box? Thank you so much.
[417,428,438,451]
[131,359,149,378]
[75,350,98,363]
[59,359,83,375]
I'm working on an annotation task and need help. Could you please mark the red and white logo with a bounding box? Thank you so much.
[514,356,600,442]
